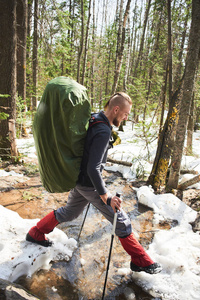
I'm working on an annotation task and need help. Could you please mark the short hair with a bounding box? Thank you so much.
[104,92,132,110]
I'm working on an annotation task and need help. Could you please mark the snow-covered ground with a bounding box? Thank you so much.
[0,121,200,299]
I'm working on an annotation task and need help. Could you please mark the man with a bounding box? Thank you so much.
[26,92,162,274]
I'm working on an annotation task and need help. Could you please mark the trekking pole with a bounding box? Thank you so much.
[101,192,121,300]
[77,203,90,242]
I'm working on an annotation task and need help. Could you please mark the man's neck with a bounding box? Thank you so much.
[104,110,113,126]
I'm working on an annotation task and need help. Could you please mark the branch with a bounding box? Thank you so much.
[178,174,200,190]
[107,156,132,167]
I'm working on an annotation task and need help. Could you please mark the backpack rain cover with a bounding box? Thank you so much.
[33,76,91,193]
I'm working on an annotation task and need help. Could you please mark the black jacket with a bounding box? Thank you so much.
[78,111,112,195]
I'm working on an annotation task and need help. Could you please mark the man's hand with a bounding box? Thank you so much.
[110,194,122,212]
[100,193,122,212]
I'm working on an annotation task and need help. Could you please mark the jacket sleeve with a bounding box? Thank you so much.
[86,128,110,195]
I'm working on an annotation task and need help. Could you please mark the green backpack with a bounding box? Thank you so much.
[33,76,91,193]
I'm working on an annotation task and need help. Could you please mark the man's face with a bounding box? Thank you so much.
[113,103,132,127]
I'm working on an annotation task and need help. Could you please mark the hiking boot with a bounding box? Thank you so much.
[130,262,162,274]
[26,211,59,247]
[26,232,53,247]
[119,233,154,267]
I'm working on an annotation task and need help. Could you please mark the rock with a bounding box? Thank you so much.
[190,214,200,232]
[0,279,39,300]
[124,287,136,300]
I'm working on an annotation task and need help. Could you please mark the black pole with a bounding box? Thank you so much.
[101,229,115,299]
[77,203,90,241]
[101,193,121,300]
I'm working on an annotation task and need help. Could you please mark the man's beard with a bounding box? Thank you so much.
[113,117,120,127]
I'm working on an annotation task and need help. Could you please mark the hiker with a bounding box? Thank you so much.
[26,92,162,274]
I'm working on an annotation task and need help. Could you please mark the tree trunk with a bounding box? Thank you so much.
[32,0,38,111]
[123,15,131,92]
[81,0,92,85]
[133,0,151,78]
[129,0,137,78]
[17,0,28,137]
[77,0,84,83]
[159,61,168,134]
[90,0,96,107]
[167,0,173,110]
[168,0,200,189]
[26,0,33,110]
[115,0,123,71]
[147,100,180,190]
[147,0,185,190]
[186,92,194,155]
[112,0,132,94]
[173,5,190,90]
[0,0,18,160]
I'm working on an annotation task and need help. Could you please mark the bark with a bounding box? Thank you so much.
[32,0,38,111]
[112,0,132,94]
[168,0,200,189]
[0,0,18,160]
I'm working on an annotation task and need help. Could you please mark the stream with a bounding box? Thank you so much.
[7,170,165,300]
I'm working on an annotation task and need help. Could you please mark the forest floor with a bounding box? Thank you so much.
[1,156,199,221]
[1,156,200,299]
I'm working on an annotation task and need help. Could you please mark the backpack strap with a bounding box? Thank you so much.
[89,114,114,148]
[89,115,110,128]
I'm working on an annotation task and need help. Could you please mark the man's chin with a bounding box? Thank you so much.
[113,119,120,127]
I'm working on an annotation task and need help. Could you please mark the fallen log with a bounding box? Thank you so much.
[178,174,200,190]
[107,156,132,167]
[180,170,198,175]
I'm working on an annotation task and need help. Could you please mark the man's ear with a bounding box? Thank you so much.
[114,105,119,114]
